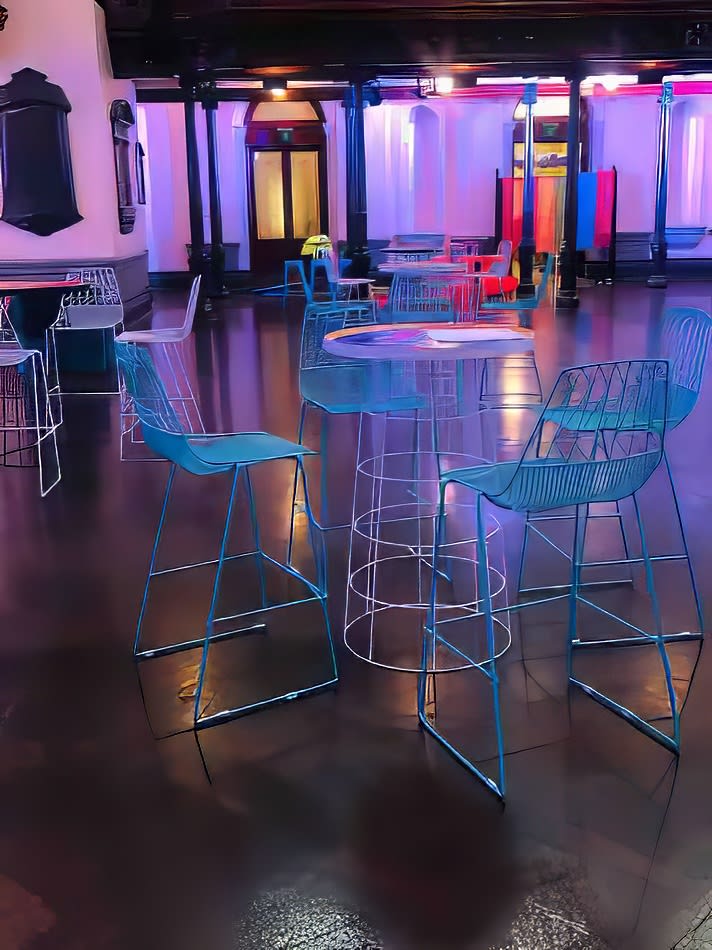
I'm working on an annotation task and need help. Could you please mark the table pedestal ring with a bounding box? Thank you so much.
[343,405,511,673]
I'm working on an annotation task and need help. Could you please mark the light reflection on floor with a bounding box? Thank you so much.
[232,877,613,949]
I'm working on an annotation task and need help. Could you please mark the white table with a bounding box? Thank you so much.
[324,322,534,672]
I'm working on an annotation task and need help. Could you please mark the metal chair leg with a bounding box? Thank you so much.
[193,464,242,728]
[287,400,308,565]
[418,486,506,801]
[568,495,697,755]
[134,463,177,657]
[664,451,704,633]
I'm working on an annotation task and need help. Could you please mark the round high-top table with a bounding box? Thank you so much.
[323,322,534,672]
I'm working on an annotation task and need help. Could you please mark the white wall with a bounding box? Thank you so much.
[589,89,712,257]
[364,96,517,240]
[0,0,145,262]
[137,102,192,272]
[589,94,659,233]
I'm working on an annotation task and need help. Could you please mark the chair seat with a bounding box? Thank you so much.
[301,365,424,415]
[117,327,187,344]
[61,305,124,330]
[186,431,316,468]
[0,346,39,367]
[482,275,518,298]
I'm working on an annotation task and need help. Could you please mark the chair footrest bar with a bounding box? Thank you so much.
[194,677,338,730]
[135,622,267,660]
[570,677,679,754]
[518,578,633,595]
[572,630,703,649]
[418,709,504,800]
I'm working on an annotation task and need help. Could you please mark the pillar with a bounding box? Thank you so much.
[201,81,227,297]
[556,73,582,308]
[344,81,369,277]
[518,83,537,297]
[648,81,674,289]
[181,78,208,282]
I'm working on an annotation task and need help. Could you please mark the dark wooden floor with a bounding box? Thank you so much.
[2,283,712,949]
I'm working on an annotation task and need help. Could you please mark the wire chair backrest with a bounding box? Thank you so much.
[180,275,202,337]
[485,359,669,512]
[660,306,712,427]
[64,267,122,307]
[117,341,236,475]
[116,341,183,433]
[387,272,470,322]
[300,304,375,371]
[487,240,513,277]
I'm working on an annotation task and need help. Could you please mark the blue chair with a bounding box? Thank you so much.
[282,260,313,305]
[288,303,425,560]
[115,341,337,735]
[479,252,554,315]
[309,254,353,296]
[476,254,553,409]
[519,306,710,633]
[420,359,702,800]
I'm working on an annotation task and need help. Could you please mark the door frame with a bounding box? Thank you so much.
[245,100,329,276]
[246,144,329,274]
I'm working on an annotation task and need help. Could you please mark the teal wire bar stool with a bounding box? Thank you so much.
[288,303,425,561]
[518,306,710,634]
[420,359,703,800]
[477,254,554,409]
[116,341,337,737]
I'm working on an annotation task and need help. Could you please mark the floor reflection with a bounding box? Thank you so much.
[2,283,712,948]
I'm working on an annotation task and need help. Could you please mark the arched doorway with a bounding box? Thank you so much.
[245,99,329,274]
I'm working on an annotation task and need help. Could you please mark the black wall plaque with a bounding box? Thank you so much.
[110,98,137,234]
[0,68,83,237]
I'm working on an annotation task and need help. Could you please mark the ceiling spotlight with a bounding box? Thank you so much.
[264,78,287,98]
[434,76,454,95]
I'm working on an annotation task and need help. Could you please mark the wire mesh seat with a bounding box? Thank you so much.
[288,302,425,560]
[115,340,337,737]
[420,359,702,800]
[116,276,204,458]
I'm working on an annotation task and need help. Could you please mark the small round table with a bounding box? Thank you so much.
[324,322,534,672]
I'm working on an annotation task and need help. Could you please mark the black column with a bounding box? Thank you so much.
[556,73,582,309]
[344,82,369,277]
[518,83,537,297]
[201,83,227,297]
[182,81,208,284]
[648,81,674,289]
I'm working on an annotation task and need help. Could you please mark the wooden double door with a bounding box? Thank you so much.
[248,144,328,275]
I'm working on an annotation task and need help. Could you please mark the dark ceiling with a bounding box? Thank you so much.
[98,0,712,80]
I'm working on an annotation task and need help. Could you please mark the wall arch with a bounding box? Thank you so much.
[411,104,443,232]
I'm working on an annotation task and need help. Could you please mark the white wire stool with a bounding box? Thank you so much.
[344,359,511,673]
[54,267,125,395]
[116,276,205,460]
[0,345,61,497]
